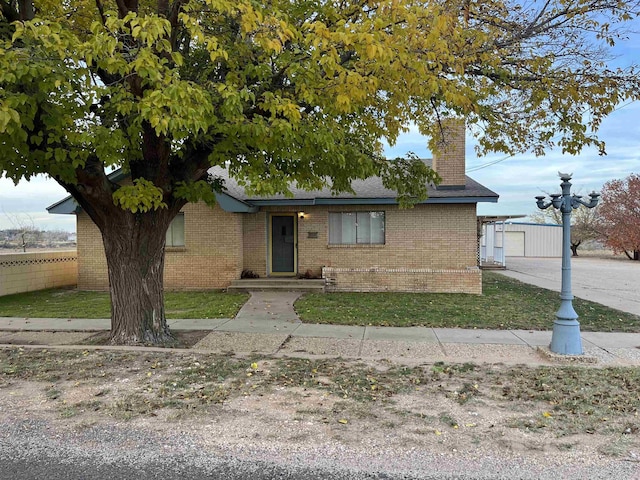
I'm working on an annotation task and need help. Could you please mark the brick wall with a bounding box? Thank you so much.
[164,202,243,290]
[76,201,480,294]
[0,251,77,297]
[242,211,268,277]
[432,119,466,187]
[77,213,107,290]
[76,202,243,291]
[242,203,482,293]
[322,268,481,294]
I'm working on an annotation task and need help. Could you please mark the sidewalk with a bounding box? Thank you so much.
[1,291,639,366]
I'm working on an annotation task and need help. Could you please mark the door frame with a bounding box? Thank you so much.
[268,213,298,276]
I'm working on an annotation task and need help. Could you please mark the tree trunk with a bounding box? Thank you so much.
[635,250,640,261]
[101,211,174,345]
[19,1,35,21]
[570,240,581,257]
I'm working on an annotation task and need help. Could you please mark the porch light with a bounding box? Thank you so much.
[298,211,306,219]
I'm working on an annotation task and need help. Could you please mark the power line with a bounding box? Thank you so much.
[465,100,637,173]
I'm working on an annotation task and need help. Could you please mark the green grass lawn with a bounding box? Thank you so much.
[294,271,640,332]
[0,289,249,319]
[1,272,638,332]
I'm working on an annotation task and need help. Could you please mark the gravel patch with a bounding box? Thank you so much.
[359,340,446,360]
[537,346,600,364]
[193,331,289,354]
[0,331,94,345]
[0,332,15,342]
[278,337,362,357]
[440,344,548,364]
[609,346,640,363]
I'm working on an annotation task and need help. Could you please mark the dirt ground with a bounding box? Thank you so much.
[1,348,638,477]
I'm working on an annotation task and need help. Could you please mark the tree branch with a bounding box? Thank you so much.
[168,0,187,51]
[0,1,19,22]
[115,0,138,17]
[158,0,169,18]
[95,0,107,26]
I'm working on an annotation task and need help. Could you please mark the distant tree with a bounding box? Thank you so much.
[529,198,601,256]
[3,211,42,252]
[598,174,640,260]
[0,227,74,249]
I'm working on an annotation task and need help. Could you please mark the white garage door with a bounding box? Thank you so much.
[505,231,525,256]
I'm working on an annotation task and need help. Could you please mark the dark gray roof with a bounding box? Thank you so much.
[210,166,498,206]
[48,165,498,215]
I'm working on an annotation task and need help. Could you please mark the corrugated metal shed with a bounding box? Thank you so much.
[481,220,563,265]
[501,222,562,257]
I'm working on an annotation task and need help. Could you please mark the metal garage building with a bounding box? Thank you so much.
[481,220,562,267]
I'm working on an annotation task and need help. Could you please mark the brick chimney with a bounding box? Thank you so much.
[431,119,466,188]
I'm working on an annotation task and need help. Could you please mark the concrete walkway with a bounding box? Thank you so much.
[1,291,639,366]
[499,256,640,316]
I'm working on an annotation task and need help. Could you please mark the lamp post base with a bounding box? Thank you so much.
[549,319,583,355]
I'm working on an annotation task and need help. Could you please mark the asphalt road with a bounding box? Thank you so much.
[2,419,638,480]
[1,454,424,480]
[0,439,457,480]
[499,256,640,316]
[0,419,465,480]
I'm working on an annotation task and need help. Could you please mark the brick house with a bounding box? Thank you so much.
[48,122,498,294]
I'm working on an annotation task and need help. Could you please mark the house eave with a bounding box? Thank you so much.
[47,191,257,214]
[247,199,317,206]
[216,192,259,213]
[423,196,499,204]
[248,196,498,206]
[47,196,80,214]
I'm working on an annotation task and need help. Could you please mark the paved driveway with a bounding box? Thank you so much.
[498,256,640,316]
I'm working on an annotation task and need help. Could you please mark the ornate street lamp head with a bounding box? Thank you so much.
[587,191,600,208]
[535,195,547,209]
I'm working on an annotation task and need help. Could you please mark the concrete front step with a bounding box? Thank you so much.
[480,263,506,270]
[227,278,325,292]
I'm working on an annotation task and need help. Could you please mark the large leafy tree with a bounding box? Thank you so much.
[598,174,640,260]
[1,0,639,344]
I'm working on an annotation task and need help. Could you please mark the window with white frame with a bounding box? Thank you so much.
[329,211,385,245]
[166,213,185,247]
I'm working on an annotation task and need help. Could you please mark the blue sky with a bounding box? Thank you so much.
[385,99,640,219]
[1,14,638,232]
